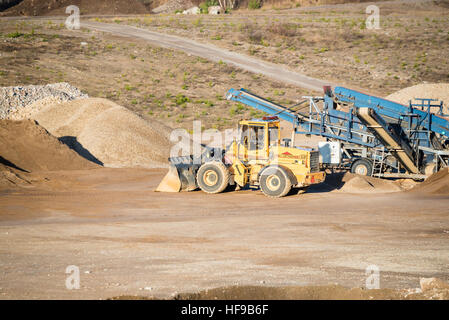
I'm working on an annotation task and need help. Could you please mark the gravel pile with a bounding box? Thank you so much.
[28,98,174,168]
[0,83,88,119]
[386,83,449,113]
[152,0,196,13]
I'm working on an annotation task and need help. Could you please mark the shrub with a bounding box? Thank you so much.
[193,18,203,27]
[6,31,24,38]
[267,23,298,37]
[199,0,219,13]
[241,23,263,44]
[175,94,190,105]
[248,0,262,9]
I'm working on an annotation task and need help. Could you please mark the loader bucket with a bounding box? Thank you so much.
[156,165,182,192]
[156,158,198,192]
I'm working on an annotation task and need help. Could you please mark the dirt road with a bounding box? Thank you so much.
[0,15,331,92]
[82,21,332,92]
[0,168,448,299]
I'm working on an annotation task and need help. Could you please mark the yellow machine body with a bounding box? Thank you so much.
[226,118,325,188]
[156,117,325,196]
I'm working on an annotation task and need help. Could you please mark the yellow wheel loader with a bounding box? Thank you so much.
[156,116,325,197]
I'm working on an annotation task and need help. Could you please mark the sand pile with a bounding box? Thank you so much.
[311,172,405,194]
[22,98,173,168]
[0,163,31,188]
[316,172,404,194]
[410,168,449,195]
[339,173,403,193]
[386,83,449,113]
[0,119,96,172]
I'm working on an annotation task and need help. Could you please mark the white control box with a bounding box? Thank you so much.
[318,141,341,164]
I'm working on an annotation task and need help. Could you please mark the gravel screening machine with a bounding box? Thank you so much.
[226,86,449,179]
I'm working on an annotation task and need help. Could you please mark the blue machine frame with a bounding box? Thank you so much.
[226,87,449,177]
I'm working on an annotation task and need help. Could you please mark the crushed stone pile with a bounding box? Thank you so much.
[410,168,449,195]
[7,96,63,120]
[0,83,88,119]
[0,119,96,172]
[21,98,174,168]
[386,83,449,113]
[152,0,197,13]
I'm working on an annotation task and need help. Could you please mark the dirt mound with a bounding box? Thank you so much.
[0,0,22,11]
[0,119,96,172]
[386,83,449,113]
[340,173,403,193]
[173,282,449,300]
[5,0,149,16]
[0,163,31,188]
[114,281,449,300]
[314,172,403,194]
[411,168,449,195]
[25,98,173,168]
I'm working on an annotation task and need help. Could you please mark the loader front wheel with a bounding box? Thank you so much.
[197,162,230,194]
[259,166,292,198]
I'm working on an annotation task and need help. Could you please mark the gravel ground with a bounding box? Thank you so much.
[0,83,88,119]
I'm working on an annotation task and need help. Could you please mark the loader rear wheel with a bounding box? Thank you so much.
[259,166,292,198]
[197,162,230,194]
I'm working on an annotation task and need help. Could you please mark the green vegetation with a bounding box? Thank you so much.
[6,31,24,38]
[248,0,262,9]
[175,94,190,105]
[229,103,244,116]
[199,0,219,14]
[193,18,203,27]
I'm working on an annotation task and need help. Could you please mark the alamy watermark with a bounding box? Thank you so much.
[65,5,80,30]
[65,265,80,290]
[365,264,380,289]
[169,120,283,165]
[366,5,380,30]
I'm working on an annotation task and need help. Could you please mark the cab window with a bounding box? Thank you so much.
[269,127,279,147]
[240,125,249,144]
[249,125,265,150]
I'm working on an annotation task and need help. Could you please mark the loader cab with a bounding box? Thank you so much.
[238,117,280,161]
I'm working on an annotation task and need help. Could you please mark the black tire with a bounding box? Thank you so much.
[196,162,230,194]
[259,166,292,198]
[350,159,373,176]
